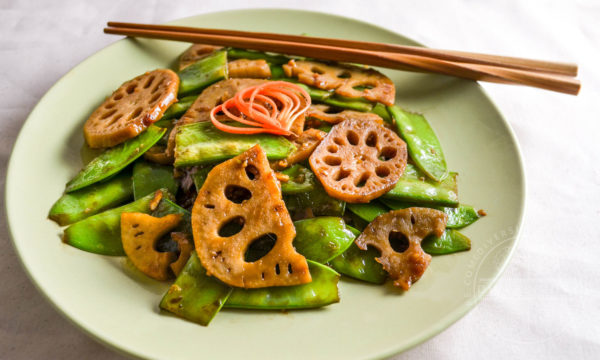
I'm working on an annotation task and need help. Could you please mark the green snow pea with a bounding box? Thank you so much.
[422,229,471,255]
[65,125,166,192]
[322,94,374,112]
[63,189,167,256]
[269,64,286,79]
[284,180,345,217]
[329,226,387,284]
[178,50,228,96]
[132,160,177,199]
[152,198,192,234]
[162,95,197,120]
[224,261,340,309]
[292,217,355,263]
[347,201,389,222]
[388,105,448,182]
[380,199,480,229]
[280,165,315,194]
[383,164,459,207]
[191,165,213,191]
[293,82,333,102]
[174,121,295,167]
[227,48,291,65]
[160,252,232,326]
[371,103,392,123]
[48,171,133,226]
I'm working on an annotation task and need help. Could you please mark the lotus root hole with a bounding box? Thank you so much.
[375,165,390,178]
[365,132,378,147]
[327,145,338,153]
[131,107,143,119]
[311,67,325,74]
[346,131,359,145]
[107,113,123,126]
[113,93,124,100]
[152,79,165,93]
[411,215,416,224]
[389,231,410,253]
[218,216,245,237]
[337,71,352,79]
[335,169,351,181]
[245,164,259,180]
[355,173,370,188]
[244,233,277,262]
[324,156,342,166]
[126,83,137,94]
[275,263,281,275]
[224,185,252,204]
[144,75,155,89]
[288,264,293,274]
[204,204,215,209]
[380,146,397,161]
[334,137,345,146]
[150,92,161,103]
[105,102,116,109]
[100,109,117,120]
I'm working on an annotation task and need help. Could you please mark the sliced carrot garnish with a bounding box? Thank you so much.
[209,81,311,135]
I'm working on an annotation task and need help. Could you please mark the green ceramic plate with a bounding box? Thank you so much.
[6,9,525,360]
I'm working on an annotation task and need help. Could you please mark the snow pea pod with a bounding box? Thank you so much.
[63,189,166,256]
[224,261,340,310]
[160,252,232,326]
[48,171,133,226]
[329,226,387,284]
[162,95,198,120]
[174,121,295,167]
[371,103,392,124]
[178,50,228,96]
[191,165,213,191]
[227,48,291,65]
[322,95,374,112]
[269,64,286,79]
[347,201,389,222]
[292,217,355,263]
[388,105,448,182]
[380,199,480,229]
[132,160,178,199]
[65,125,166,193]
[280,165,315,194]
[422,229,471,255]
[284,180,345,217]
[383,164,459,207]
[293,82,333,102]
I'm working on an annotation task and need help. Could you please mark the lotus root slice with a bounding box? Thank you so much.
[309,118,407,203]
[283,60,395,105]
[271,128,327,170]
[84,69,179,148]
[121,212,182,281]
[355,208,447,290]
[192,145,311,288]
[169,232,194,276]
[178,44,223,70]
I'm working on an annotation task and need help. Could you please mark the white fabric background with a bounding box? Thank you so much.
[1,0,599,359]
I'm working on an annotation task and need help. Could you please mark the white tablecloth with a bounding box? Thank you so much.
[1,0,599,358]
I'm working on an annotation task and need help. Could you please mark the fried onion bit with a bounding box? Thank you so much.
[191,145,311,288]
[355,208,448,290]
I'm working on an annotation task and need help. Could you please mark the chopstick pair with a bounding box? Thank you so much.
[104,21,580,95]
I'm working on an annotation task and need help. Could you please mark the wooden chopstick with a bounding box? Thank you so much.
[104,24,580,95]
[108,21,577,77]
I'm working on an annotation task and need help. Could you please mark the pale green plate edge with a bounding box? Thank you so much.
[4,8,526,360]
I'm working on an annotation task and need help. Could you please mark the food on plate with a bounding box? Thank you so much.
[355,207,447,290]
[84,69,179,148]
[48,43,484,326]
[309,118,407,203]
[192,145,311,288]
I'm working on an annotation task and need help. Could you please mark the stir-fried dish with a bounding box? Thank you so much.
[48,44,485,326]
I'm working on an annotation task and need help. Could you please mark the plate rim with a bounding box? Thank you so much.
[5,8,526,359]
